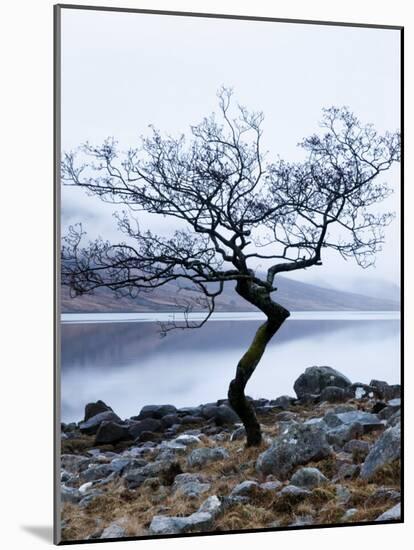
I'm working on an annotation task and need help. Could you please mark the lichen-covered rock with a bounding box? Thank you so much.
[360,424,401,480]
[294,366,352,399]
[290,467,328,489]
[256,424,332,480]
[187,447,229,468]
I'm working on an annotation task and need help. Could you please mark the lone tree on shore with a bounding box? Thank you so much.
[61,89,400,446]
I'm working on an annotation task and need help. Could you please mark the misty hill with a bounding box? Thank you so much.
[61,276,399,313]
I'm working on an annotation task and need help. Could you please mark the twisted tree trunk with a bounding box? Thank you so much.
[228,280,290,446]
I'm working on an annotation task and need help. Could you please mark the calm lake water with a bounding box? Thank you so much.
[60,312,400,423]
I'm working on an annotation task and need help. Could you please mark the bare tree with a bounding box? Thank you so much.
[61,88,400,446]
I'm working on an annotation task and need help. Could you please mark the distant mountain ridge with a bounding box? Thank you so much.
[61,275,400,313]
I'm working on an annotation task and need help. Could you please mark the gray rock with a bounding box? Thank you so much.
[108,458,133,474]
[100,523,127,539]
[149,512,214,535]
[324,410,384,434]
[84,400,112,422]
[320,386,352,403]
[79,411,121,435]
[172,473,211,497]
[256,423,332,480]
[378,399,401,420]
[61,485,82,504]
[375,503,401,521]
[137,404,177,419]
[260,480,282,491]
[326,423,363,447]
[187,447,229,468]
[215,405,240,425]
[61,454,90,474]
[128,418,162,439]
[230,480,259,498]
[290,467,328,489]
[81,464,113,483]
[95,421,129,444]
[387,409,401,427]
[370,380,401,400]
[360,424,401,479]
[161,414,181,428]
[294,366,352,399]
[198,495,222,518]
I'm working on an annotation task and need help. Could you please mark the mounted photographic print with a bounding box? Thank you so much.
[54,4,403,544]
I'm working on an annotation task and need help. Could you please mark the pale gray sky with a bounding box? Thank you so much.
[60,8,401,292]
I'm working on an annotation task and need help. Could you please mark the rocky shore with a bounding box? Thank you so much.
[60,366,401,541]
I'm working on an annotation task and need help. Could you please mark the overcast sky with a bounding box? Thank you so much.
[60,8,401,293]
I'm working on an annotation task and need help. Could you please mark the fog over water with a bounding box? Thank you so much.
[61,314,400,422]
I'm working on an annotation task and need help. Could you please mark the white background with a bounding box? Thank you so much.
[0,1,411,549]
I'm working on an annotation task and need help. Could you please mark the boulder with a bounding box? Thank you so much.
[84,400,113,422]
[360,424,401,480]
[161,414,181,428]
[187,447,229,468]
[256,423,332,480]
[294,366,352,399]
[375,503,401,521]
[290,467,328,489]
[137,404,177,420]
[95,421,129,444]
[79,411,122,435]
[198,495,222,518]
[80,464,113,483]
[128,418,162,439]
[324,410,384,434]
[149,512,214,535]
[214,405,240,425]
[172,473,211,498]
[370,380,401,400]
[230,480,259,498]
[100,523,127,539]
[320,386,352,403]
